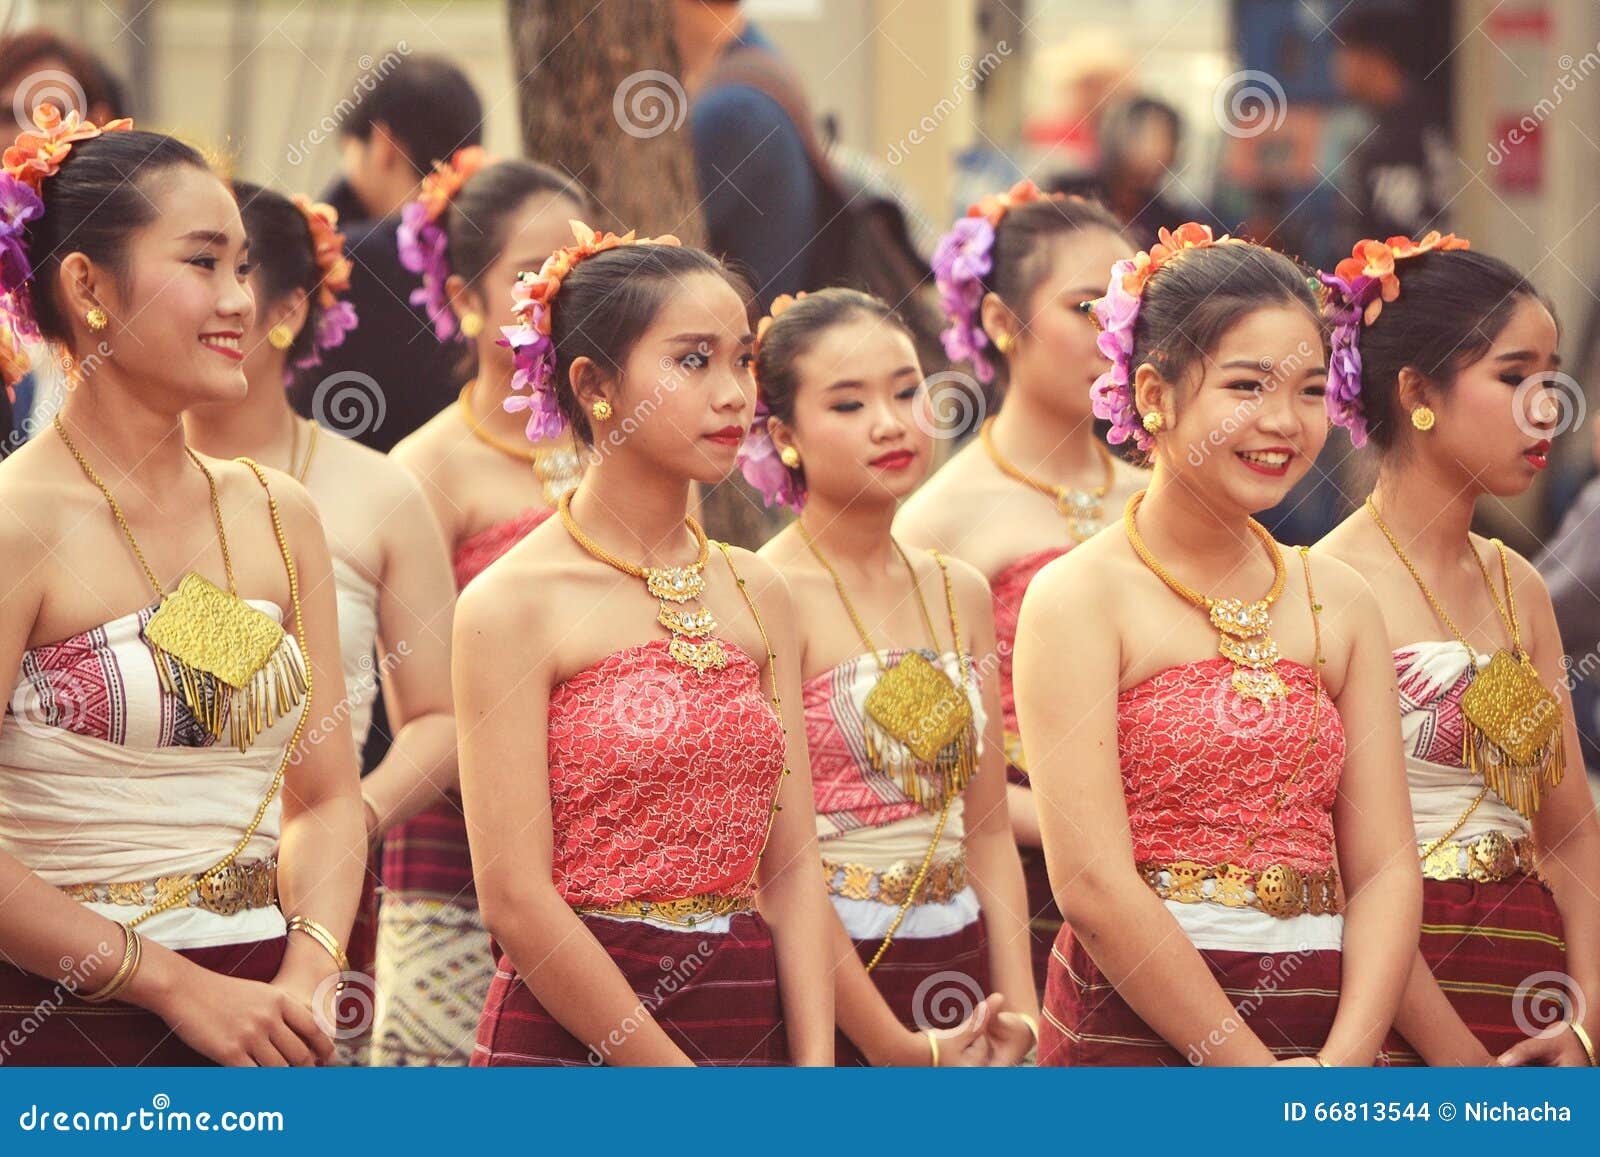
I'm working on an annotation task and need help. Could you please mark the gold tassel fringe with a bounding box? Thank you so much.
[154,636,308,753]
[1463,718,1565,821]
[864,717,980,812]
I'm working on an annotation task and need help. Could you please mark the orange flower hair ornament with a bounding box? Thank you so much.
[738,292,806,510]
[288,195,358,372]
[397,146,495,340]
[501,219,681,442]
[2,104,134,193]
[1085,222,1243,451]
[1317,231,1470,446]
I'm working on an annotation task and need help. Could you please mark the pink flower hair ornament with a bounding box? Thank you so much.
[397,146,493,342]
[736,292,806,510]
[499,219,681,443]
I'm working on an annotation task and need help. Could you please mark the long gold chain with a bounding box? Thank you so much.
[1363,496,1519,657]
[54,415,235,598]
[796,522,942,663]
[980,416,1114,540]
[558,488,710,578]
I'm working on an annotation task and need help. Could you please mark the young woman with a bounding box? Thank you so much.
[381,151,587,1065]
[183,181,459,1064]
[746,288,1038,1065]
[461,224,833,1065]
[0,111,364,1064]
[1314,236,1600,1066]
[897,182,1145,989]
[1016,225,1421,1065]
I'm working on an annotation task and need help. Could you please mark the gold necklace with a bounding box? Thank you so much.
[797,522,977,808]
[1123,489,1288,702]
[458,382,582,506]
[53,415,309,751]
[558,488,726,673]
[980,416,1115,542]
[1365,496,1564,819]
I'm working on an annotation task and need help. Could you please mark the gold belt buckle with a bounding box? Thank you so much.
[1468,831,1517,882]
[822,855,968,905]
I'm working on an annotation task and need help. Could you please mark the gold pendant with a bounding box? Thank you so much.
[669,636,727,673]
[645,565,706,604]
[1461,649,1564,818]
[1207,597,1287,703]
[862,652,978,811]
[1056,489,1103,543]
[143,572,308,751]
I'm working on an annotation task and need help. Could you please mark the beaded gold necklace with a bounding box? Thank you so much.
[54,415,309,752]
[980,416,1115,542]
[458,382,582,506]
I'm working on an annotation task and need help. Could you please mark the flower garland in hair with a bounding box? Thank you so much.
[0,106,134,391]
[288,195,358,372]
[397,145,492,341]
[931,179,1063,384]
[1316,230,1470,447]
[500,219,680,443]
[1085,222,1242,453]
[737,292,806,510]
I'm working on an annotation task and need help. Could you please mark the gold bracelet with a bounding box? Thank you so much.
[79,924,142,1004]
[925,1030,941,1067]
[1569,1021,1598,1067]
[285,915,349,972]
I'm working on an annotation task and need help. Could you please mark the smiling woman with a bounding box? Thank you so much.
[0,115,365,1065]
[458,229,835,1066]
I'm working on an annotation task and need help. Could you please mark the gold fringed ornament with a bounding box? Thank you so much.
[54,416,310,753]
[1367,498,1565,821]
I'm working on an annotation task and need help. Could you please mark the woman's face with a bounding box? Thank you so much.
[781,316,930,509]
[474,192,583,381]
[99,166,255,408]
[1155,303,1330,515]
[1006,227,1132,422]
[1412,295,1562,497]
[599,271,755,485]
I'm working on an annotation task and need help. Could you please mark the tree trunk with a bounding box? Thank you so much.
[507,0,779,548]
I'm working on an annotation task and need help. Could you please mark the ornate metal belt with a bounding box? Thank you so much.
[1138,860,1341,918]
[1419,830,1537,883]
[823,852,968,906]
[61,857,278,917]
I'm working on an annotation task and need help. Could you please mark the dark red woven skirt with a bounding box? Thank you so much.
[0,935,286,1066]
[471,911,788,1066]
[1385,874,1567,1065]
[1039,927,1341,1066]
[835,913,991,1066]
[381,794,475,902]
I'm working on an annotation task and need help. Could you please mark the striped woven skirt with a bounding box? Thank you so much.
[1385,874,1567,1064]
[835,913,991,1066]
[1039,928,1341,1066]
[471,911,787,1066]
[0,935,286,1066]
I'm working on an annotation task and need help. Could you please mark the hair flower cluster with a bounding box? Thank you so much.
[737,292,805,510]
[288,195,358,371]
[397,146,493,341]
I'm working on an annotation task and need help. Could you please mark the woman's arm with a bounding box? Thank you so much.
[1320,566,1423,1066]
[950,561,1038,1062]
[456,575,693,1065]
[1502,560,1600,1066]
[357,473,459,839]
[267,479,367,1008]
[1015,556,1278,1065]
[740,556,836,1066]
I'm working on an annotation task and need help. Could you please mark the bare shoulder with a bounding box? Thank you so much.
[214,456,322,537]
[1296,544,1375,614]
[455,520,574,641]
[321,431,429,507]
[926,548,992,618]
[895,438,997,551]
[1477,533,1555,615]
[715,542,794,617]
[1028,526,1125,607]
[0,452,67,583]
[389,405,463,484]
[1308,507,1372,568]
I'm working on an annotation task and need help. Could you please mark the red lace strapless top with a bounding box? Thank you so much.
[990,547,1069,774]
[453,507,552,589]
[1117,658,1344,872]
[547,638,785,906]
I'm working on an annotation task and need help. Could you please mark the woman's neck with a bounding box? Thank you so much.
[183,374,298,472]
[464,362,536,447]
[57,374,194,492]
[1370,455,1479,571]
[567,457,697,569]
[988,389,1103,484]
[796,489,900,581]
[1135,462,1268,583]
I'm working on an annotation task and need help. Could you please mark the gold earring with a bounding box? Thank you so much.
[994,333,1012,355]
[1410,405,1436,432]
[591,398,613,422]
[1142,410,1165,434]
[460,312,484,339]
[779,445,801,469]
[268,324,295,350]
[85,306,108,332]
